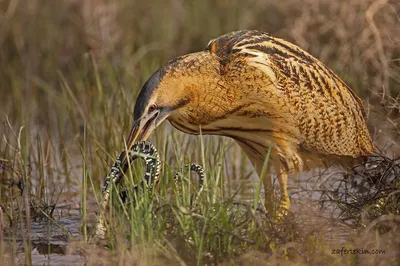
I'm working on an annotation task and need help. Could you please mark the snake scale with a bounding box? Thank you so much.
[91,141,205,240]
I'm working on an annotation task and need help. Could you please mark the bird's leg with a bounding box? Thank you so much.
[262,171,274,214]
[277,171,290,217]
[275,162,290,218]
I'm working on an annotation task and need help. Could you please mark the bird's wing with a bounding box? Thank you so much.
[206,30,374,157]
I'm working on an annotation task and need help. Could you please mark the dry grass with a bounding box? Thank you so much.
[319,153,400,227]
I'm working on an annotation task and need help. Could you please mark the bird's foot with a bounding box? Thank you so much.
[274,197,290,222]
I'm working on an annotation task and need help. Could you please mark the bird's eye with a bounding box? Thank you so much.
[148,104,157,113]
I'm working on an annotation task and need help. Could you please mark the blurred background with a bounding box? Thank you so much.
[1,0,399,121]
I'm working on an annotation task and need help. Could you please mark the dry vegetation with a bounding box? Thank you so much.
[0,0,399,265]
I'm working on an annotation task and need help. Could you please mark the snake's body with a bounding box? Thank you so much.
[91,141,204,240]
[101,141,161,196]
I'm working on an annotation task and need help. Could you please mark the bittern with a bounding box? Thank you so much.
[126,30,375,215]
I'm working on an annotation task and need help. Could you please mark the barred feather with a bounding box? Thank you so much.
[202,30,375,173]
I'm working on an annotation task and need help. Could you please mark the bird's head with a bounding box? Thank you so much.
[126,52,222,151]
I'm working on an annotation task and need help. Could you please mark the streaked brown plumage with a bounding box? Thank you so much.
[127,30,375,215]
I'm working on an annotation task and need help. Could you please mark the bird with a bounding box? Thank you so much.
[125,30,375,216]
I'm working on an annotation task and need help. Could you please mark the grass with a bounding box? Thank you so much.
[0,0,400,265]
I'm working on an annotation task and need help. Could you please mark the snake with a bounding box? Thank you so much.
[101,141,161,199]
[91,141,205,240]
[173,163,205,200]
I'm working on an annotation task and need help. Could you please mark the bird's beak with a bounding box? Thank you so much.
[126,108,172,152]
[126,110,160,151]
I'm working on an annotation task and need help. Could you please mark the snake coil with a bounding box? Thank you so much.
[101,141,161,196]
[91,141,205,241]
[174,163,205,192]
